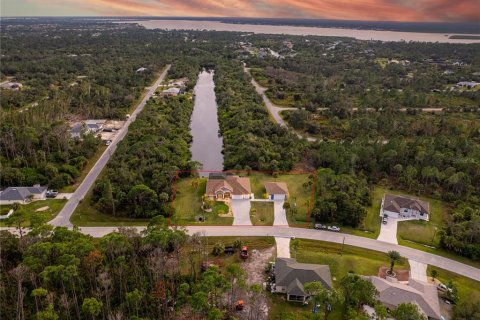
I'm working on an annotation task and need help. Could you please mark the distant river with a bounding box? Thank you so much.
[190,70,223,177]
[124,20,479,44]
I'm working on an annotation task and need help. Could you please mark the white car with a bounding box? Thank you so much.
[328,226,340,232]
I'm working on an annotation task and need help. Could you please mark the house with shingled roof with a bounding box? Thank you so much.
[265,182,289,200]
[205,174,252,200]
[365,276,442,320]
[381,194,430,221]
[274,257,332,303]
[0,185,47,205]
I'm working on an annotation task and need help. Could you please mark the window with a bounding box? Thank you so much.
[288,295,304,302]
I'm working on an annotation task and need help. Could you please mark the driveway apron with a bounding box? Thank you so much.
[377,218,398,244]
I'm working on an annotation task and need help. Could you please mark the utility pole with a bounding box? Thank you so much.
[341,236,345,256]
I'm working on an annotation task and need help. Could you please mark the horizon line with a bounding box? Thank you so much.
[1,16,479,25]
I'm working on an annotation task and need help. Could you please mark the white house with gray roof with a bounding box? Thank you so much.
[0,185,47,205]
[381,194,430,221]
[366,276,442,320]
[274,257,332,303]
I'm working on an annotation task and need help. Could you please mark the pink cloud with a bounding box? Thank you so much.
[31,0,480,22]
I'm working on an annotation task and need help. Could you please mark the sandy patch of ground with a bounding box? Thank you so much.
[378,266,409,281]
[244,246,275,285]
[237,246,275,319]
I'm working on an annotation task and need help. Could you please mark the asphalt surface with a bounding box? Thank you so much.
[3,64,479,285]
[245,66,317,142]
[49,65,171,227]
[74,225,480,282]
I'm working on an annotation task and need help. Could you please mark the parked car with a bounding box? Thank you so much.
[437,283,453,293]
[105,140,112,146]
[46,190,58,198]
[314,223,327,230]
[382,216,388,224]
[327,226,340,232]
[224,246,234,255]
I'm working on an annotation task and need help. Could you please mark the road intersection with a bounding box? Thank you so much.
[2,64,479,285]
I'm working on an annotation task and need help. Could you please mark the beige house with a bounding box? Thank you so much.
[205,175,252,200]
[265,182,289,200]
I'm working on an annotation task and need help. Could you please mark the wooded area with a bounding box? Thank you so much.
[215,61,300,172]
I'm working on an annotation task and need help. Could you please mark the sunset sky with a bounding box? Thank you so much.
[2,0,479,22]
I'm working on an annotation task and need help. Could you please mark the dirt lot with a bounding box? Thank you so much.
[238,246,275,319]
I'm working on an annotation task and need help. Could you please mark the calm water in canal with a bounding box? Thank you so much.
[190,70,224,176]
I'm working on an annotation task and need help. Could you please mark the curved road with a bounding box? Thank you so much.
[75,225,480,282]
[244,66,317,142]
[49,65,171,227]
[3,64,478,285]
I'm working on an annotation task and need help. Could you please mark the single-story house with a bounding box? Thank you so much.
[0,81,23,90]
[366,276,442,320]
[265,182,289,200]
[70,120,105,138]
[205,174,252,200]
[0,185,47,205]
[274,257,332,303]
[456,81,479,89]
[381,194,429,221]
[159,87,181,97]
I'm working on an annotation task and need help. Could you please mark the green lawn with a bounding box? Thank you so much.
[396,188,446,247]
[270,238,410,320]
[60,145,107,193]
[171,177,233,226]
[0,199,67,227]
[426,266,480,302]
[250,202,274,226]
[249,172,312,226]
[294,239,409,281]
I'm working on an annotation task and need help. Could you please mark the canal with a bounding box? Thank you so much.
[190,70,224,176]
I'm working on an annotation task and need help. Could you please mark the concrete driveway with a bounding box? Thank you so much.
[409,259,428,282]
[275,237,291,258]
[273,200,288,226]
[377,218,398,244]
[231,199,252,226]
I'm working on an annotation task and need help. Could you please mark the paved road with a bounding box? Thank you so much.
[244,66,317,142]
[49,65,171,227]
[75,225,480,282]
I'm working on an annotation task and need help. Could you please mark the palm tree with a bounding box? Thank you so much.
[387,251,401,275]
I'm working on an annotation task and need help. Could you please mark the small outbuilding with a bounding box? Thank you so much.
[265,182,289,200]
